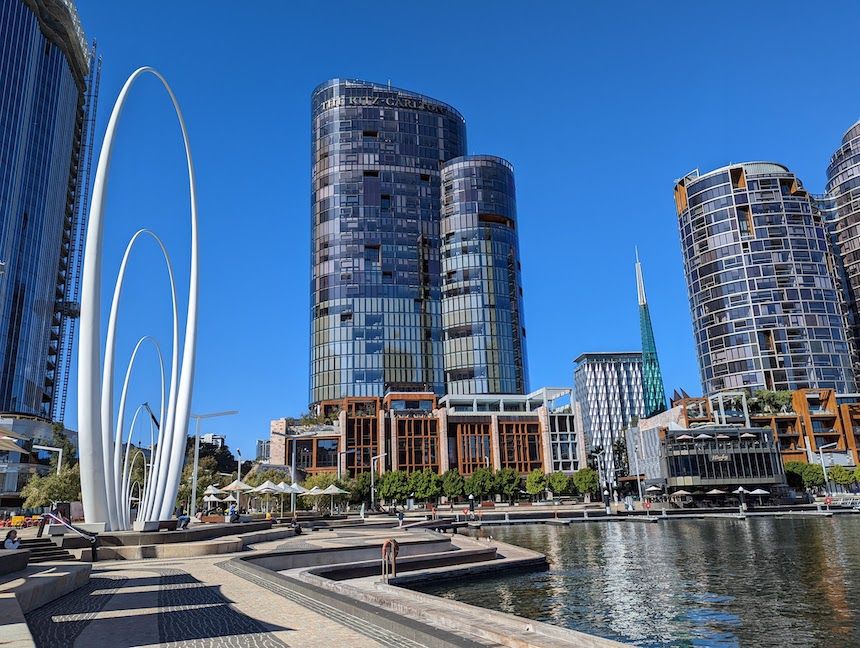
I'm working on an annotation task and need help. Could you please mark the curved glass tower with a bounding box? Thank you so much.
[825,121,860,372]
[310,79,466,403]
[0,0,92,419]
[675,162,855,395]
[440,156,528,394]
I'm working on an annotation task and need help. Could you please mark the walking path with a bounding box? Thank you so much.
[23,533,391,647]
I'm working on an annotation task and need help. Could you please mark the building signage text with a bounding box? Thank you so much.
[317,95,448,115]
[710,453,730,462]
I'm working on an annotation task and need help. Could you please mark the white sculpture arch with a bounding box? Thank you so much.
[78,67,198,530]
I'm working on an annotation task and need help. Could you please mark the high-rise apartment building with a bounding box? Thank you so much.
[441,155,528,395]
[309,79,467,404]
[674,162,855,395]
[825,120,860,374]
[0,0,98,421]
[573,352,644,489]
[636,252,666,417]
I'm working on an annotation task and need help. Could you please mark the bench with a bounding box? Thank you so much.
[132,519,179,532]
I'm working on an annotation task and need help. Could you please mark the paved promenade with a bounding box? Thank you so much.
[23,534,393,647]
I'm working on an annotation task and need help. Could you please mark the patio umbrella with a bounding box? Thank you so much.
[749,488,769,505]
[203,484,225,496]
[0,426,28,440]
[676,434,694,441]
[0,437,26,454]
[291,482,308,494]
[222,478,253,510]
[203,494,223,502]
[301,486,323,496]
[706,488,726,495]
[672,489,693,496]
[716,434,731,440]
[694,433,713,440]
[732,487,748,494]
[740,432,757,439]
[252,481,282,512]
[321,483,350,511]
[275,481,295,516]
[645,485,662,493]
[222,494,237,502]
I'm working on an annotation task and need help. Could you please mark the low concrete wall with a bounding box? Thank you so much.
[63,520,274,549]
[0,549,30,576]
[307,547,498,581]
[0,563,91,614]
[246,537,453,572]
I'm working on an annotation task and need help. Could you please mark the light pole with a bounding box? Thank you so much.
[817,441,838,498]
[32,444,64,475]
[632,443,646,516]
[189,410,238,518]
[370,452,387,510]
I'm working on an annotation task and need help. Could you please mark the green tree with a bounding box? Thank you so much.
[573,467,599,497]
[49,424,78,469]
[441,469,465,501]
[784,461,806,489]
[801,463,825,489]
[525,469,546,499]
[377,470,409,502]
[176,456,220,512]
[494,468,522,503]
[247,468,291,488]
[854,465,860,487]
[828,465,853,488]
[464,467,495,500]
[612,437,629,476]
[408,468,442,502]
[547,471,570,496]
[348,472,372,505]
[21,464,81,508]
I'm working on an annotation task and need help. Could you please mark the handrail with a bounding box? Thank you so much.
[41,512,98,544]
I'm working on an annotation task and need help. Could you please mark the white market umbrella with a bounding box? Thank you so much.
[716,434,731,440]
[749,488,769,495]
[203,484,225,496]
[0,438,25,454]
[203,494,223,502]
[223,494,237,502]
[222,479,253,491]
[275,481,294,516]
[672,489,693,496]
[706,488,726,495]
[676,434,694,441]
[301,486,323,496]
[291,482,308,494]
[732,487,748,495]
[322,484,350,511]
[695,433,713,440]
[740,433,757,439]
[252,481,282,512]
[645,485,663,493]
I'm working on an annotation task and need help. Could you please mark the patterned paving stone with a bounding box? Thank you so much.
[25,575,127,648]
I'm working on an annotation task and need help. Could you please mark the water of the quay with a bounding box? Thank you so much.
[414,516,860,647]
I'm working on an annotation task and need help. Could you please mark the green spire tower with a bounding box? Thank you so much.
[636,249,667,417]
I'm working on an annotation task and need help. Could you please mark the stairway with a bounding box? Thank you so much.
[19,537,75,563]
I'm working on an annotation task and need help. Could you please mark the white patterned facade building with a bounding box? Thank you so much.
[574,352,644,490]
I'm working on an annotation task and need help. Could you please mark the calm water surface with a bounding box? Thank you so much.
[415,517,860,647]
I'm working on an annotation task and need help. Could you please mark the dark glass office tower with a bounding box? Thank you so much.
[441,156,528,394]
[310,79,467,403]
[0,0,97,419]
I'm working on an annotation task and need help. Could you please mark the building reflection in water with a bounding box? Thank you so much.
[416,518,860,647]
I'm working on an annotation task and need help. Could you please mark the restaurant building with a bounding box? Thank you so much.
[270,388,584,478]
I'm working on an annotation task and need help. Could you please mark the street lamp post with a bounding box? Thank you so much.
[370,452,387,510]
[632,443,647,516]
[189,410,238,518]
[817,441,838,499]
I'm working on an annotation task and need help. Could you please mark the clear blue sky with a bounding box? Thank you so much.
[68,1,860,459]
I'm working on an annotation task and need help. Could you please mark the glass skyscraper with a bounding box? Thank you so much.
[441,155,528,395]
[0,0,95,419]
[635,252,666,417]
[675,162,855,395]
[310,79,467,403]
[825,120,860,375]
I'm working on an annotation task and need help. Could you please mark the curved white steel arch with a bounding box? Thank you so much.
[106,231,176,528]
[78,66,199,530]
